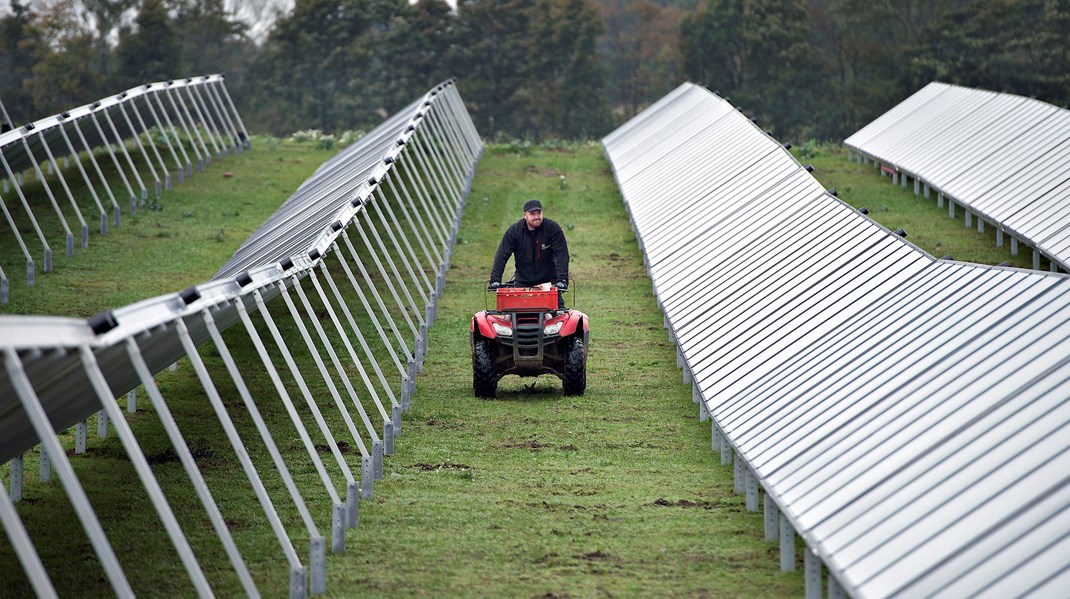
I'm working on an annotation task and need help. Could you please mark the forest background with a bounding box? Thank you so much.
[2,0,1070,144]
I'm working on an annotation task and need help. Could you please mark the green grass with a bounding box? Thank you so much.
[801,143,1037,270]
[1,140,806,597]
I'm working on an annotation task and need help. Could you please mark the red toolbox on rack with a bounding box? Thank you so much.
[495,287,558,311]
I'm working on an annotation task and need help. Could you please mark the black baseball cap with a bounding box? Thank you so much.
[524,199,543,212]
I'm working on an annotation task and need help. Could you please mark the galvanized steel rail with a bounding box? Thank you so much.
[0,74,248,304]
[845,82,1070,273]
[604,82,1070,598]
[0,80,480,597]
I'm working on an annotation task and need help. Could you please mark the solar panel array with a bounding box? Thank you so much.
[0,80,479,597]
[844,82,1070,272]
[604,82,1070,598]
[0,74,247,303]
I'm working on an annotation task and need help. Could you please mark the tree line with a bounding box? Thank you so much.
[2,0,1069,143]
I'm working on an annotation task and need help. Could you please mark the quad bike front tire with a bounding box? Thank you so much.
[562,336,587,396]
[473,339,498,398]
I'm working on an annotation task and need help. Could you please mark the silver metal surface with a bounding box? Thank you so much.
[605,81,1070,599]
[0,80,480,595]
[846,81,1070,271]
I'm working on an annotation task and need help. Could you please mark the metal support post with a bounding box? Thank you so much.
[123,336,258,596]
[745,468,758,512]
[217,78,251,148]
[127,388,137,412]
[764,494,778,541]
[780,513,796,572]
[33,133,88,250]
[20,137,75,257]
[0,151,52,275]
[38,446,50,481]
[4,348,134,595]
[805,549,823,599]
[249,290,352,505]
[56,124,108,234]
[733,453,743,493]
[997,228,1004,247]
[116,102,162,196]
[80,345,214,597]
[88,112,139,212]
[0,468,57,597]
[76,420,87,453]
[9,455,23,501]
[139,93,185,182]
[174,317,308,597]
[70,119,121,226]
[829,575,846,599]
[308,267,396,418]
[100,108,148,203]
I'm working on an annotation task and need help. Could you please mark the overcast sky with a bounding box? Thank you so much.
[1,0,458,37]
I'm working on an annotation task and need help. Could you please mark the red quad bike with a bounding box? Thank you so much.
[470,283,589,398]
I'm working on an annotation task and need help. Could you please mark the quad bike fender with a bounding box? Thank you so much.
[558,310,588,338]
[471,311,497,340]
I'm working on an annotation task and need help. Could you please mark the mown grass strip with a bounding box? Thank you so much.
[340,142,803,596]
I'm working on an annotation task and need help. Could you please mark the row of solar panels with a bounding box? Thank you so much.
[845,82,1070,272]
[603,82,1070,598]
[0,74,247,303]
[0,81,481,596]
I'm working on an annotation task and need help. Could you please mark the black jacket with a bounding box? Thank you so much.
[490,217,570,286]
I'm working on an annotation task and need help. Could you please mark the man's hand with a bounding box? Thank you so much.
[489,281,501,290]
[555,281,568,291]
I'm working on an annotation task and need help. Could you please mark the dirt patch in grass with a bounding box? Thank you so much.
[412,462,472,471]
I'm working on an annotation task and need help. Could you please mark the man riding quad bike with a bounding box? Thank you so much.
[471,283,589,397]
[471,199,589,397]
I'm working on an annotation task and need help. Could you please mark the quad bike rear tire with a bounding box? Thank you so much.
[562,336,586,396]
[473,339,498,398]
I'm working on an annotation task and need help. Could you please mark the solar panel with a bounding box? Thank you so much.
[846,82,1070,271]
[0,80,481,596]
[605,81,1070,598]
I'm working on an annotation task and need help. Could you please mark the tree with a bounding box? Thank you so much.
[598,0,683,119]
[0,0,42,126]
[525,0,611,138]
[451,0,535,138]
[116,0,183,88]
[680,0,824,140]
[1037,0,1070,104]
[365,0,456,114]
[172,0,251,76]
[23,0,105,116]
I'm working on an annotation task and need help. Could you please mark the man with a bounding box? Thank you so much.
[489,199,570,307]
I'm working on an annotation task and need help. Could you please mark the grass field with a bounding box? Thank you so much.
[1,135,1036,597]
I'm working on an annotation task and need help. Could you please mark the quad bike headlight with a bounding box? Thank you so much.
[543,322,563,335]
[492,322,513,337]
